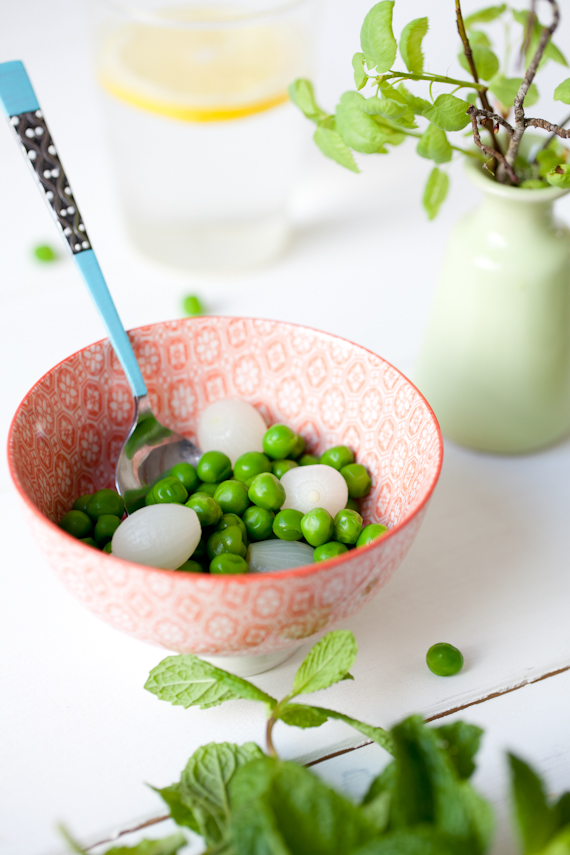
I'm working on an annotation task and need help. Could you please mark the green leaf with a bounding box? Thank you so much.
[292,630,358,696]
[145,654,277,710]
[542,826,570,855]
[352,52,368,90]
[279,703,330,728]
[464,5,506,27]
[520,179,548,189]
[423,168,449,220]
[459,781,495,853]
[358,96,407,120]
[181,742,264,845]
[229,758,377,855]
[335,92,389,153]
[379,80,409,105]
[417,124,452,164]
[150,783,200,833]
[488,74,539,107]
[362,762,396,806]
[469,30,492,47]
[509,753,557,852]
[458,45,499,81]
[360,791,391,834]
[399,18,428,74]
[350,828,467,854]
[554,79,570,105]
[435,722,484,781]
[278,702,394,753]
[554,791,570,830]
[288,79,327,122]
[546,164,570,189]
[426,94,471,132]
[398,84,432,118]
[104,834,187,855]
[360,1,397,73]
[537,146,566,178]
[314,125,360,172]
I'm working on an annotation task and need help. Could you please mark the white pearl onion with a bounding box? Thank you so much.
[247,540,315,573]
[280,464,348,518]
[111,504,201,570]
[197,399,267,465]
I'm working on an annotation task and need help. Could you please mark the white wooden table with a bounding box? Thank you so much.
[1,2,570,854]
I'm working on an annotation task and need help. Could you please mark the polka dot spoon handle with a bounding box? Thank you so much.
[0,60,146,399]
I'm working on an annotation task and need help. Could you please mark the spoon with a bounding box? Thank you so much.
[0,61,201,513]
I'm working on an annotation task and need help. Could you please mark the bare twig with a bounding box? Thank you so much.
[469,107,515,136]
[503,0,560,176]
[455,0,503,159]
[468,107,519,183]
[530,113,570,149]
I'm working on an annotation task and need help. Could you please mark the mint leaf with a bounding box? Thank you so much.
[459,781,495,853]
[542,827,570,854]
[464,4,506,28]
[554,78,570,105]
[546,164,570,189]
[104,834,187,855]
[360,791,391,834]
[292,630,358,696]
[488,74,538,108]
[336,92,389,153]
[350,828,466,854]
[360,1,397,73]
[554,791,570,829]
[423,168,449,220]
[417,124,452,164]
[509,753,556,852]
[278,702,394,753]
[145,655,277,710]
[181,742,263,845]
[362,762,396,806]
[458,45,499,81]
[150,783,199,832]
[426,94,471,132]
[352,52,368,90]
[279,704,329,728]
[230,758,377,855]
[288,79,327,122]
[435,722,484,780]
[314,125,360,172]
[399,18,428,74]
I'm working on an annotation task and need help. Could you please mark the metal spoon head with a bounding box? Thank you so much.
[116,395,201,513]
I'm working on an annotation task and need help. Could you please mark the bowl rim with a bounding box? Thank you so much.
[7,315,443,582]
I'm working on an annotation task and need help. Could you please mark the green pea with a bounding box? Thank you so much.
[272,459,298,479]
[80,537,98,548]
[72,494,92,514]
[207,525,247,560]
[102,542,113,554]
[33,243,57,262]
[233,452,272,485]
[273,509,304,541]
[340,463,372,498]
[152,477,189,505]
[213,480,250,516]
[197,451,232,484]
[320,445,355,471]
[345,497,360,512]
[145,489,157,506]
[333,509,363,544]
[210,553,249,575]
[291,434,305,459]
[170,462,199,493]
[299,454,319,466]
[263,424,297,460]
[94,514,121,547]
[86,488,125,520]
[182,294,204,316]
[314,541,348,562]
[216,513,248,543]
[300,508,334,547]
[176,559,203,573]
[194,482,220,498]
[60,510,92,538]
[242,506,275,541]
[248,472,286,511]
[426,643,464,677]
[185,494,222,527]
[356,523,388,548]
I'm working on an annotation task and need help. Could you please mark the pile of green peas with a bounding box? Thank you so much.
[61,422,388,574]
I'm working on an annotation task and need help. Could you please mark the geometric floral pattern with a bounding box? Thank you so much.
[8,317,443,657]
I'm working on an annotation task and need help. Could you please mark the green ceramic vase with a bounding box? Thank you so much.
[416,158,570,454]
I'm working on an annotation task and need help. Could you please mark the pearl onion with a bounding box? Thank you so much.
[111,504,201,570]
[198,399,267,465]
[280,465,348,517]
[247,540,315,573]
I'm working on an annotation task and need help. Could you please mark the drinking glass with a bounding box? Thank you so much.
[92,0,316,271]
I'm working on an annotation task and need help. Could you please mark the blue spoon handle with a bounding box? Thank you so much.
[0,60,147,399]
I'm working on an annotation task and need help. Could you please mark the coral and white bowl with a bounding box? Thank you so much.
[8,318,442,674]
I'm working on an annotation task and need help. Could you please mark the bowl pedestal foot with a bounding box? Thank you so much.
[201,646,298,677]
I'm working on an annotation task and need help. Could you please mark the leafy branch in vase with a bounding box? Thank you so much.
[290,0,570,217]
[60,630,570,855]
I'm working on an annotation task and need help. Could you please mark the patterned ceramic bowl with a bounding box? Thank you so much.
[8,318,442,674]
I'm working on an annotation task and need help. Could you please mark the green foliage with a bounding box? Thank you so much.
[291,629,358,696]
[546,164,570,189]
[554,79,570,105]
[488,74,539,108]
[512,10,568,69]
[399,18,428,74]
[360,2,397,73]
[352,52,368,90]
[426,95,471,132]
[417,124,452,164]
[423,168,449,220]
[458,46,499,81]
[104,836,187,855]
[335,92,390,153]
[314,125,360,172]
[464,5,507,28]
[288,78,327,122]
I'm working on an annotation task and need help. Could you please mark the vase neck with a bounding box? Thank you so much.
[477,191,555,234]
